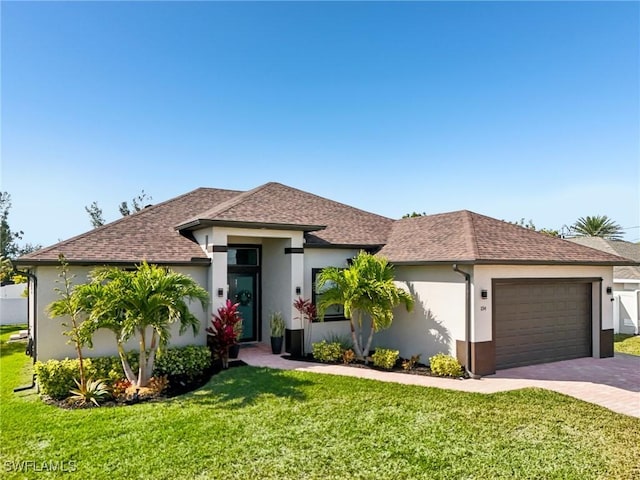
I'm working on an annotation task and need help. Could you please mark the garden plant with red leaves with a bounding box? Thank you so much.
[206,299,243,369]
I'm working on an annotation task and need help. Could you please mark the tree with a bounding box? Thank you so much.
[46,254,89,391]
[508,218,559,237]
[119,190,152,217]
[402,211,426,218]
[1,192,24,259]
[77,262,209,387]
[84,201,105,228]
[316,251,414,363]
[571,215,623,240]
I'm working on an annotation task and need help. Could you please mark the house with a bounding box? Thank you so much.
[568,237,640,335]
[16,182,630,376]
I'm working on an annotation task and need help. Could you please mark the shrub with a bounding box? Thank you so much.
[35,358,93,400]
[429,353,463,377]
[36,345,211,400]
[342,349,356,364]
[148,375,170,395]
[312,341,343,363]
[371,348,399,370]
[69,378,111,407]
[112,379,131,399]
[402,354,421,371]
[153,345,211,382]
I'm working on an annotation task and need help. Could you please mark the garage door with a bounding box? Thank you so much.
[494,281,592,369]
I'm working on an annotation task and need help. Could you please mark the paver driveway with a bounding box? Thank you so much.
[239,345,640,417]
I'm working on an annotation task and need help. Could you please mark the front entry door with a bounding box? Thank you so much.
[228,272,258,341]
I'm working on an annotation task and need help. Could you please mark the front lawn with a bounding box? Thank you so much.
[1,326,639,479]
[614,333,640,356]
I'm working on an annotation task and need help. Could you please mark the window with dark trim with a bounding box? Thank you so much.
[312,268,346,322]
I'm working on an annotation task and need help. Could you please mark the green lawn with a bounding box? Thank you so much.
[1,325,639,479]
[614,333,640,356]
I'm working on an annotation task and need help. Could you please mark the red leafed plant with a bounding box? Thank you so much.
[206,299,243,369]
[294,297,317,355]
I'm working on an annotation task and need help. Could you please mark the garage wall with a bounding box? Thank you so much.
[376,265,465,360]
[472,265,614,346]
[34,265,210,361]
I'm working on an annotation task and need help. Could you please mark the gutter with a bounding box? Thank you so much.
[11,265,37,392]
[452,264,480,379]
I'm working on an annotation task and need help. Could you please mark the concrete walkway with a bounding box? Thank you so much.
[238,344,640,418]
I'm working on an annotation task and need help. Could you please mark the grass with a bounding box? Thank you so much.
[1,325,639,479]
[614,333,640,356]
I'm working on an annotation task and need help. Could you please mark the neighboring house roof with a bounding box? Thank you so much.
[567,237,640,280]
[378,210,631,265]
[17,183,393,265]
[175,182,394,247]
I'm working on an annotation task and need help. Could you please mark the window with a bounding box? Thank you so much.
[227,247,259,266]
[312,268,346,322]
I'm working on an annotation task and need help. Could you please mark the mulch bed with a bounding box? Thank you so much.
[282,354,468,380]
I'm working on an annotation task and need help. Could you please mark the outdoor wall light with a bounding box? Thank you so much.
[295,286,301,295]
[481,289,488,299]
[606,286,613,295]
[217,288,224,297]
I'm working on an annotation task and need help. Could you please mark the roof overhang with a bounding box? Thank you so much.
[177,219,327,233]
[386,259,633,267]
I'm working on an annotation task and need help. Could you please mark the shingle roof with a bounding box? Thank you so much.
[18,188,241,264]
[378,210,631,265]
[176,182,394,247]
[567,237,640,279]
[17,183,393,265]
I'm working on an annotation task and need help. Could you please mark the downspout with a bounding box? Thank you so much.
[453,264,479,379]
[12,266,37,392]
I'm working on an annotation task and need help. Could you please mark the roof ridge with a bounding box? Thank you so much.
[462,210,480,260]
[20,187,241,260]
[199,182,274,218]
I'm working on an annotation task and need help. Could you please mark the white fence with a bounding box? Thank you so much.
[0,284,27,325]
[614,291,640,335]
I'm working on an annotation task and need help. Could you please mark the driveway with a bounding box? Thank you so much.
[239,345,640,418]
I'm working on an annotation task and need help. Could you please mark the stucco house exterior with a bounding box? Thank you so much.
[568,237,640,335]
[16,182,630,376]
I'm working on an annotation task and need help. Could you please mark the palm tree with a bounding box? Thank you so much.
[316,251,413,363]
[571,215,623,240]
[77,262,209,387]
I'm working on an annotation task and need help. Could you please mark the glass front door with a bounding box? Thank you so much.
[228,272,258,341]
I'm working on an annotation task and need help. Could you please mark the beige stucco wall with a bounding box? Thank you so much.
[376,265,466,360]
[33,265,209,361]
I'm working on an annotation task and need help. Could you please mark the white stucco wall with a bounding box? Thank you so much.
[376,265,466,360]
[0,284,27,325]
[33,265,209,361]
[262,238,294,339]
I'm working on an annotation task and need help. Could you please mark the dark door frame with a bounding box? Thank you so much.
[227,245,262,342]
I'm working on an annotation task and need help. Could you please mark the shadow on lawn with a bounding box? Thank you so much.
[187,366,313,409]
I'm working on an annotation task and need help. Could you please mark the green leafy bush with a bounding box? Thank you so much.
[36,345,211,400]
[312,340,343,363]
[154,345,211,382]
[429,353,463,377]
[35,358,94,400]
[371,348,399,370]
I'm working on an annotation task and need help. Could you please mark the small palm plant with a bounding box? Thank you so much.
[69,378,111,407]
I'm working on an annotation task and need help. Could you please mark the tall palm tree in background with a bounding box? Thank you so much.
[571,215,624,240]
[316,251,414,363]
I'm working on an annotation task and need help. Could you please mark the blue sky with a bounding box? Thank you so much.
[2,1,638,247]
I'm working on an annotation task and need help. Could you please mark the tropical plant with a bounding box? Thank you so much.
[269,312,285,337]
[371,348,399,370]
[402,354,421,371]
[293,297,317,355]
[69,378,111,407]
[316,251,414,363]
[76,262,209,387]
[429,353,463,377]
[206,300,243,369]
[571,215,623,240]
[47,254,89,391]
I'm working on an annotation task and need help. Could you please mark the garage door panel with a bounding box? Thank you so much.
[494,281,592,369]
